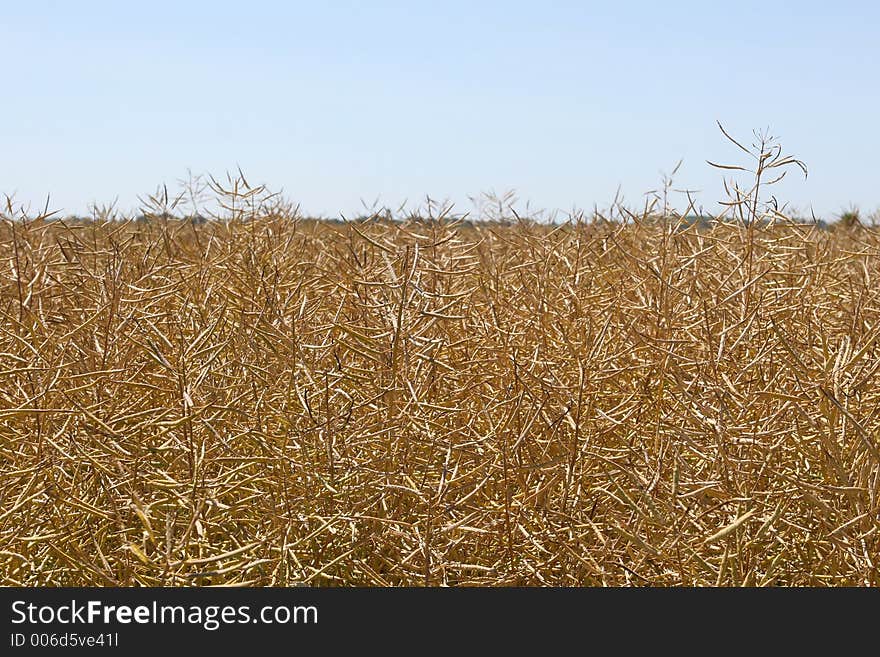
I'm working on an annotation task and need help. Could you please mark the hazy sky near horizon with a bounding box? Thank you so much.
[2,1,878,220]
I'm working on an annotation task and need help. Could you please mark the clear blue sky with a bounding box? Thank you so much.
[2,1,877,220]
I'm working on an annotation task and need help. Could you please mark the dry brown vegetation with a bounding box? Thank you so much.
[2,185,879,586]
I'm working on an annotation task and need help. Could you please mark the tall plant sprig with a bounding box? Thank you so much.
[708,123,808,313]
[708,121,808,227]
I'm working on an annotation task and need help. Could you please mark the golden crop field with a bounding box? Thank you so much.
[2,197,879,586]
